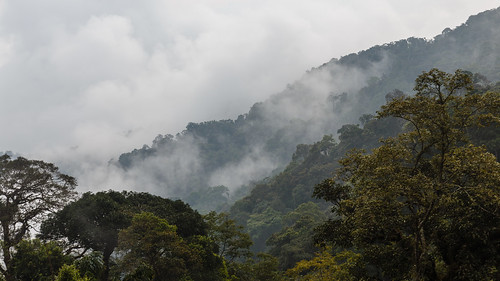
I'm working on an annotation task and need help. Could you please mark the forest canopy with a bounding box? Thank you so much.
[0,68,498,281]
[310,69,500,280]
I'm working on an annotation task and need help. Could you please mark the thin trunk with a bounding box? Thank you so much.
[412,222,422,281]
[1,246,13,281]
[1,222,13,281]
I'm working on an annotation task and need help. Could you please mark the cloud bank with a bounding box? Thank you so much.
[0,0,498,192]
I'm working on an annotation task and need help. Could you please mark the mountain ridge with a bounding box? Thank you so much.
[113,6,500,210]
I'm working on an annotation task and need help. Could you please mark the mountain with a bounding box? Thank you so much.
[231,114,407,256]
[113,7,500,212]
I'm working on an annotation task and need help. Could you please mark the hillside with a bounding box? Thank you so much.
[114,7,500,211]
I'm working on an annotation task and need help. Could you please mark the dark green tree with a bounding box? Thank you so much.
[40,191,208,281]
[0,155,76,281]
[122,191,207,238]
[185,235,230,281]
[40,191,128,281]
[11,239,72,281]
[314,69,500,280]
[117,212,227,281]
[117,212,188,280]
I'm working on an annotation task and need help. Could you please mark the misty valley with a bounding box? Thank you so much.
[1,6,500,281]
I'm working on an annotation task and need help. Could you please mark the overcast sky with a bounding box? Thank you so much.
[0,0,498,172]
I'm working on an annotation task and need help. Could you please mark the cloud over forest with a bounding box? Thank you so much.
[0,0,497,193]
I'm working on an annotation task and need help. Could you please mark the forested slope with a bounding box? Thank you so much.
[1,7,499,281]
[230,115,406,254]
[115,7,500,211]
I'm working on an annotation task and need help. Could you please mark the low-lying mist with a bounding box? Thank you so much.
[29,7,500,211]
[70,56,390,206]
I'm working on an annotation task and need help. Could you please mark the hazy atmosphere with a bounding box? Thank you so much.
[0,0,498,191]
[1,2,499,279]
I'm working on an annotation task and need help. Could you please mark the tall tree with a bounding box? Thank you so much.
[314,69,500,280]
[117,212,187,280]
[40,191,129,281]
[0,155,76,281]
[40,191,207,281]
[117,212,225,281]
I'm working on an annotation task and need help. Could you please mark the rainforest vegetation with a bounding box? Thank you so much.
[0,68,498,280]
[1,7,500,281]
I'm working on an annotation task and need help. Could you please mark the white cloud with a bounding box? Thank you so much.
[208,145,279,192]
[0,0,497,192]
[49,15,146,83]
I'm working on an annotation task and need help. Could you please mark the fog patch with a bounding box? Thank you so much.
[258,54,390,143]
[208,146,279,192]
[85,55,393,200]
[50,135,202,198]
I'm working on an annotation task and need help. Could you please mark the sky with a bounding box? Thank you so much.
[0,0,498,183]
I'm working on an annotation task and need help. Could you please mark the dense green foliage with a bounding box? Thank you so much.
[55,265,90,281]
[204,212,253,262]
[312,69,500,280]
[266,202,327,270]
[230,116,405,253]
[2,7,500,281]
[40,191,207,280]
[11,239,72,281]
[40,191,128,280]
[35,190,282,281]
[285,248,364,281]
[117,212,226,281]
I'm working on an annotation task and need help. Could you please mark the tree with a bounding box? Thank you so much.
[11,239,72,281]
[314,69,500,280]
[117,212,184,280]
[122,191,207,238]
[73,251,105,281]
[204,211,252,262]
[228,253,284,281]
[246,207,283,252]
[267,202,327,270]
[55,265,89,281]
[117,212,212,281]
[0,155,76,281]
[285,248,364,281]
[40,191,208,281]
[40,191,129,281]
[184,235,230,281]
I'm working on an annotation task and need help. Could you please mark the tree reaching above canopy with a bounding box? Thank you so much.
[40,190,208,281]
[117,212,227,281]
[313,69,500,280]
[40,191,129,281]
[0,155,76,281]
